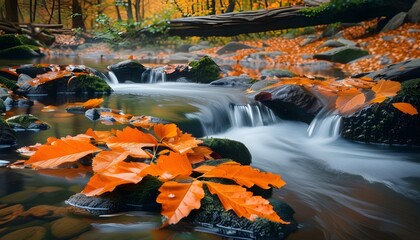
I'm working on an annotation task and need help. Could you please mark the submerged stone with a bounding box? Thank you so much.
[0,226,47,240]
[313,46,369,64]
[50,217,91,239]
[6,114,50,131]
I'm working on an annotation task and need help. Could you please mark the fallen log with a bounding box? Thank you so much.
[165,0,415,36]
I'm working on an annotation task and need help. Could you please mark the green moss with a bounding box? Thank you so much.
[0,76,18,90]
[400,79,420,97]
[189,56,220,84]
[0,34,24,50]
[0,118,16,145]
[201,138,252,165]
[6,114,50,130]
[69,74,112,94]
[16,34,41,46]
[0,45,42,59]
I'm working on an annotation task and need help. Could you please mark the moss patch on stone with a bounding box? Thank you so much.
[189,56,221,83]
[0,45,43,59]
[201,137,252,165]
[68,74,112,94]
[0,76,17,90]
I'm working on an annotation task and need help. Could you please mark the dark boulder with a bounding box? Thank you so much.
[164,65,192,82]
[216,42,255,55]
[407,0,420,23]
[381,12,407,32]
[364,58,420,82]
[313,46,369,64]
[0,118,16,147]
[254,84,323,124]
[342,78,420,145]
[6,114,50,131]
[201,138,252,165]
[0,45,44,59]
[107,60,146,83]
[0,76,18,90]
[15,64,52,78]
[239,52,283,69]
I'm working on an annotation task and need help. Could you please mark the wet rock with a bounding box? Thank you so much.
[210,75,253,88]
[107,60,146,83]
[0,76,17,90]
[407,0,420,23]
[3,97,34,111]
[0,118,17,147]
[201,138,252,165]
[176,44,194,53]
[168,52,195,63]
[261,69,296,79]
[249,79,279,92]
[317,38,356,49]
[381,12,407,32]
[67,75,112,94]
[0,204,24,225]
[254,84,323,124]
[6,114,50,131]
[321,23,342,38]
[50,217,91,239]
[364,58,420,82]
[189,56,221,83]
[15,64,52,78]
[342,78,420,145]
[313,46,369,64]
[84,108,112,120]
[0,99,5,113]
[216,42,255,55]
[164,65,192,82]
[300,35,318,46]
[0,226,47,240]
[189,42,211,52]
[240,51,284,69]
[0,45,44,59]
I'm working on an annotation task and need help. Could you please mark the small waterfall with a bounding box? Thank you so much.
[231,104,278,127]
[141,67,166,83]
[107,71,120,84]
[307,111,342,140]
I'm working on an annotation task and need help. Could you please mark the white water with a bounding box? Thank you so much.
[107,71,120,84]
[141,67,166,83]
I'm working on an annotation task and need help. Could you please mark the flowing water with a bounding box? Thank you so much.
[0,58,420,239]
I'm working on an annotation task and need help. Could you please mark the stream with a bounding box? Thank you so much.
[1,58,420,239]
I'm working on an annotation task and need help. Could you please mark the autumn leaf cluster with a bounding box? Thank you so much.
[13,123,287,226]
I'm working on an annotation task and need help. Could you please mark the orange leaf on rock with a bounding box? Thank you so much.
[82,161,149,196]
[201,162,285,189]
[106,127,156,158]
[82,98,104,109]
[28,70,72,86]
[130,116,157,129]
[206,182,288,224]
[187,146,214,164]
[144,152,192,181]
[154,123,178,140]
[335,88,366,115]
[25,138,101,169]
[156,180,204,225]
[392,102,418,115]
[370,79,401,103]
[92,148,130,173]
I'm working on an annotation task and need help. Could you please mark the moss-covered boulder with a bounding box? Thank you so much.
[201,138,252,165]
[0,76,18,90]
[313,46,369,64]
[67,75,112,94]
[0,99,5,113]
[189,56,221,83]
[107,60,146,83]
[0,118,16,147]
[0,45,44,59]
[15,64,53,78]
[6,114,50,131]
[342,78,420,145]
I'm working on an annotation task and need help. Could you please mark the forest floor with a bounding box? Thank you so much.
[49,20,420,78]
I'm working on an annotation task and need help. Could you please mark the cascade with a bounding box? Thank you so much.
[141,67,166,83]
[307,109,342,141]
[107,71,120,84]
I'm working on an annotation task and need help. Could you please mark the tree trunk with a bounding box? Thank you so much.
[210,0,215,15]
[225,0,235,13]
[5,0,19,22]
[126,0,134,21]
[166,0,415,37]
[72,0,85,29]
[33,0,37,22]
[115,4,122,22]
[48,0,55,24]
[135,0,141,22]
[29,0,33,22]
[58,0,62,24]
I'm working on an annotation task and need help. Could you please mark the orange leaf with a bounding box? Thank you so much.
[156,180,204,225]
[370,80,401,103]
[84,128,114,142]
[144,152,192,181]
[107,127,156,158]
[92,148,130,173]
[206,182,288,224]
[82,160,149,196]
[187,146,214,164]
[83,98,104,109]
[25,139,101,169]
[335,88,366,114]
[201,162,285,189]
[130,116,157,129]
[392,102,418,115]
[154,123,178,140]
[28,70,72,86]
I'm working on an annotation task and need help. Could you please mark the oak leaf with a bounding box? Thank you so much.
[370,80,401,103]
[206,182,288,224]
[156,180,204,225]
[25,138,101,169]
[392,102,418,115]
[144,152,192,181]
[200,162,285,189]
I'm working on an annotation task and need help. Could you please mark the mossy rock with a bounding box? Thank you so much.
[6,114,50,131]
[0,99,5,113]
[0,76,18,90]
[313,46,369,64]
[342,79,420,145]
[0,34,25,50]
[16,34,41,47]
[201,137,252,165]
[189,56,221,84]
[68,75,112,94]
[185,191,298,239]
[0,45,43,59]
[0,118,16,146]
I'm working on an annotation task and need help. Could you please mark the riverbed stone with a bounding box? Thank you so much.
[0,226,47,240]
[381,12,407,32]
[67,75,112,94]
[107,60,146,83]
[0,118,16,147]
[210,75,253,88]
[0,45,44,59]
[342,78,420,145]
[189,56,221,83]
[254,84,323,124]
[0,76,17,90]
[407,0,420,23]
[15,64,52,78]
[201,138,252,165]
[50,217,91,239]
[6,114,50,131]
[313,46,369,64]
[216,42,255,55]
[364,58,420,82]
[261,69,296,79]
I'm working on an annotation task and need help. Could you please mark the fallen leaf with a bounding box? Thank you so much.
[144,152,192,181]
[370,80,401,103]
[392,102,418,115]
[335,88,366,114]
